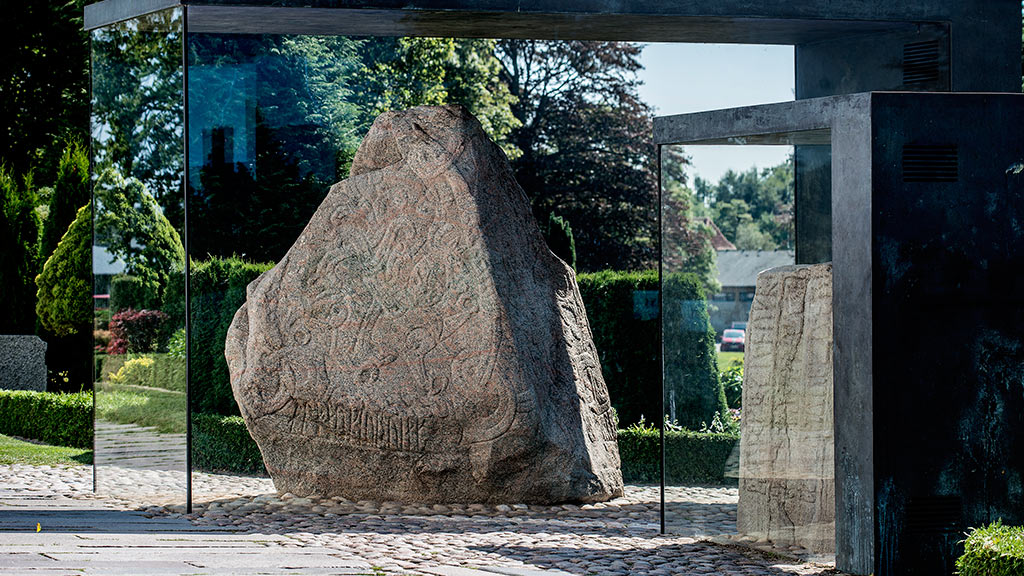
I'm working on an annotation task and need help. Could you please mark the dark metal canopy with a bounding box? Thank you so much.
[84,0,934,41]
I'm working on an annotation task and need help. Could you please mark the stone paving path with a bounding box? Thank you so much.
[1,464,847,575]
[94,421,186,472]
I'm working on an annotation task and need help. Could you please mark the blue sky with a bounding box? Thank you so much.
[637,43,795,184]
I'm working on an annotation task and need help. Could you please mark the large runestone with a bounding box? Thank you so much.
[225,105,623,504]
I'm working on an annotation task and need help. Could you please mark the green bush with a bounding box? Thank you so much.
[0,164,41,334]
[182,257,275,415]
[192,413,266,475]
[577,270,660,427]
[106,354,186,393]
[35,203,91,337]
[96,354,126,383]
[617,424,737,485]
[0,390,92,449]
[37,140,89,265]
[956,521,1024,576]
[110,274,160,312]
[94,168,184,308]
[721,358,743,409]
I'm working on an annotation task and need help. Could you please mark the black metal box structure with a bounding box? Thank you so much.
[655,91,1024,575]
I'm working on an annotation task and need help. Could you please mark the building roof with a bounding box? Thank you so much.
[700,217,737,251]
[716,249,794,289]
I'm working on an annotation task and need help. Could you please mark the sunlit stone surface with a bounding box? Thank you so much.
[738,263,835,554]
[226,105,622,504]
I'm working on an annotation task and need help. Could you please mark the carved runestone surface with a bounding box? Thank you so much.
[738,263,835,554]
[225,105,623,504]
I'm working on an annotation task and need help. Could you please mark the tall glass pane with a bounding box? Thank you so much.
[662,141,837,565]
[184,34,663,513]
[185,32,351,503]
[91,8,187,507]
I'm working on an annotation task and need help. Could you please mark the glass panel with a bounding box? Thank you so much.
[184,35,665,512]
[91,8,187,508]
[662,141,836,564]
[186,33,355,503]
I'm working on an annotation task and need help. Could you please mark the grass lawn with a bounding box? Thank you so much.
[718,350,743,368]
[0,434,92,466]
[95,382,186,434]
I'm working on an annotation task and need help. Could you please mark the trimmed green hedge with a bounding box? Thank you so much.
[110,274,159,312]
[956,521,1024,576]
[0,390,92,449]
[174,258,274,415]
[577,270,724,430]
[662,273,727,430]
[577,270,660,428]
[192,413,266,475]
[617,427,737,485]
[186,409,736,485]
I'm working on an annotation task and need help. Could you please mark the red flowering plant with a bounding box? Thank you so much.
[106,308,169,354]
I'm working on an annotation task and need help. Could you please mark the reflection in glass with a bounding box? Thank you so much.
[662,144,831,560]
[184,33,526,503]
[91,8,187,507]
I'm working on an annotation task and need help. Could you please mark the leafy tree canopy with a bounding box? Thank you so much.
[0,1,89,182]
[94,169,185,305]
[694,156,794,251]
[355,37,520,160]
[496,40,672,272]
[91,9,183,228]
[662,148,719,294]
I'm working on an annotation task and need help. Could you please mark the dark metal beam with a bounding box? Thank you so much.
[85,0,180,30]
[185,6,910,42]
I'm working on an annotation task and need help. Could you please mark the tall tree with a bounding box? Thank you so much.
[37,140,90,263]
[355,37,519,158]
[662,149,719,293]
[94,169,185,306]
[91,9,183,229]
[695,156,794,250]
[495,40,666,272]
[0,1,89,181]
[0,167,41,334]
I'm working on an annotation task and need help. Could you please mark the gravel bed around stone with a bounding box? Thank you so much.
[2,464,849,575]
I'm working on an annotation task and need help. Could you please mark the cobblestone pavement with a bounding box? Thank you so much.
[1,464,847,575]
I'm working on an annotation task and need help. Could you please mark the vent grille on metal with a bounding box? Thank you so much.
[903,40,940,86]
[903,144,958,182]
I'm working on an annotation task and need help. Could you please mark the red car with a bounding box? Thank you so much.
[721,329,745,352]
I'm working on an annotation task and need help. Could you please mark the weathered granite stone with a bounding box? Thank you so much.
[738,263,834,554]
[225,105,623,504]
[0,335,48,392]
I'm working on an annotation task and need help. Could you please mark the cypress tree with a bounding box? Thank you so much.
[38,141,90,264]
[0,166,41,334]
[543,211,576,271]
[36,204,92,337]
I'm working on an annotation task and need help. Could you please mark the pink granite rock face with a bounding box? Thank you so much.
[225,105,623,504]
